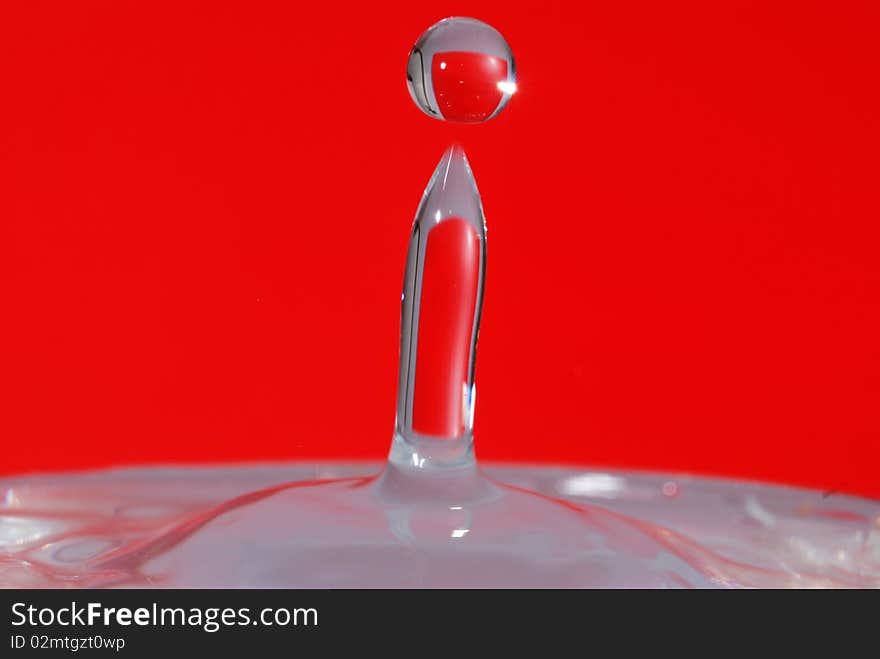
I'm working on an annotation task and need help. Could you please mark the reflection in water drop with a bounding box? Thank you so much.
[407,17,516,123]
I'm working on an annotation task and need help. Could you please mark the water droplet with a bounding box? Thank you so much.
[407,17,516,123]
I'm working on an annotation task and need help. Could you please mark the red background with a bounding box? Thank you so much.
[2,2,878,498]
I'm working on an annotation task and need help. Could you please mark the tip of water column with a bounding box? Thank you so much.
[415,144,486,240]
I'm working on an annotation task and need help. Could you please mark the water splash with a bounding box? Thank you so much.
[4,27,877,588]
[3,143,878,588]
[2,465,878,588]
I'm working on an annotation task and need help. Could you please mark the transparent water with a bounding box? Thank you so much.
[2,461,877,588]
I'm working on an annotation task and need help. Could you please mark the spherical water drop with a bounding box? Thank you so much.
[406,17,516,124]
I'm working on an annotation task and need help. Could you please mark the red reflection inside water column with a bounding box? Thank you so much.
[411,218,481,437]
